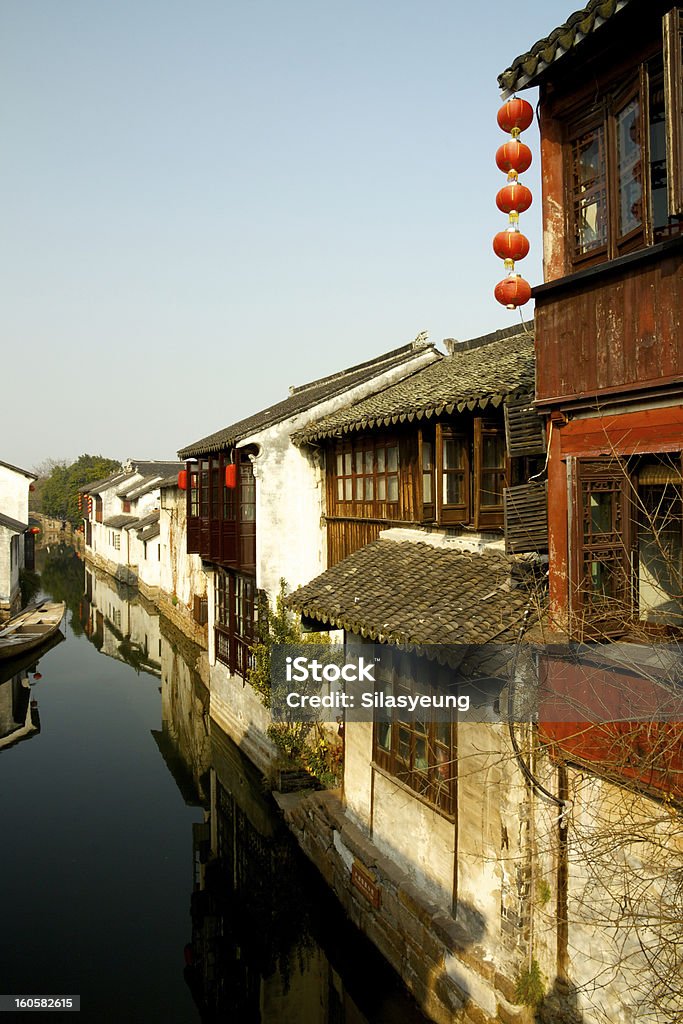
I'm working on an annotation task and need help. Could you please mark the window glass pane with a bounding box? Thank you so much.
[483,433,505,469]
[387,446,399,472]
[422,441,433,470]
[364,477,374,500]
[377,721,391,752]
[344,452,352,475]
[337,478,344,501]
[354,476,363,501]
[336,452,343,476]
[481,471,504,506]
[590,492,614,535]
[616,97,642,236]
[355,451,363,475]
[344,478,352,500]
[387,476,399,502]
[377,447,386,473]
[364,449,374,473]
[572,125,608,253]
[377,477,386,500]
[423,473,432,503]
[444,438,464,469]
[444,473,463,505]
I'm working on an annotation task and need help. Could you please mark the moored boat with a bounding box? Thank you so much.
[0,601,66,661]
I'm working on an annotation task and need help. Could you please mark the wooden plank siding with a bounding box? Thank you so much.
[535,249,683,407]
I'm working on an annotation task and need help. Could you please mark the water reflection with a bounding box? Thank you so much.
[11,545,430,1023]
[0,622,64,752]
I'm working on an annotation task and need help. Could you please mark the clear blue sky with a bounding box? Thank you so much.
[2,0,573,469]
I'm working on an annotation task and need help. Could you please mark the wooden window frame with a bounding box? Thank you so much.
[564,18,683,269]
[372,654,456,819]
[418,429,435,522]
[437,423,470,525]
[214,568,257,678]
[663,8,683,216]
[330,437,401,516]
[474,417,507,529]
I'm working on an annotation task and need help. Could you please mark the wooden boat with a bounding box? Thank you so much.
[0,601,66,661]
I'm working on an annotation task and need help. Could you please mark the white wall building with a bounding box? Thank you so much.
[0,459,37,620]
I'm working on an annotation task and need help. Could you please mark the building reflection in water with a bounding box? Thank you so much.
[0,630,64,753]
[31,545,427,1023]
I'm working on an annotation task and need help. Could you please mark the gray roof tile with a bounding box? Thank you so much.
[285,539,535,646]
[178,342,439,459]
[498,0,631,95]
[294,326,534,444]
[0,512,28,533]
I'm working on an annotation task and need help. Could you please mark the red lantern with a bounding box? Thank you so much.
[225,464,237,489]
[494,275,532,309]
[493,230,530,262]
[178,470,188,490]
[496,139,532,175]
[30,526,41,535]
[497,97,534,135]
[29,483,36,492]
[496,182,532,214]
[33,672,42,680]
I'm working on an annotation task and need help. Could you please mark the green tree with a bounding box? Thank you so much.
[32,454,121,524]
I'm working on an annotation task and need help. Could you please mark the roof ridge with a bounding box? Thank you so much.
[288,341,436,396]
[446,323,533,354]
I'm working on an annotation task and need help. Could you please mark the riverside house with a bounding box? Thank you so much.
[490,1,683,1021]
[176,338,440,771]
[280,324,550,1023]
[0,459,38,621]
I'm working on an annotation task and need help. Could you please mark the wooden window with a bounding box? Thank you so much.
[474,418,507,528]
[570,117,608,259]
[566,24,683,267]
[373,652,456,818]
[95,497,103,524]
[122,500,131,514]
[214,569,256,678]
[437,424,469,524]
[331,438,401,513]
[189,467,199,517]
[419,430,435,521]
[663,8,683,216]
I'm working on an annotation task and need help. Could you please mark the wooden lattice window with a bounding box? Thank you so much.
[373,653,456,818]
[570,119,608,260]
[332,438,400,509]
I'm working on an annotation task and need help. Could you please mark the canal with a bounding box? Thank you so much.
[0,544,431,1024]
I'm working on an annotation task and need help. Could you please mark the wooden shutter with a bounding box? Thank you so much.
[504,482,548,553]
[504,395,546,457]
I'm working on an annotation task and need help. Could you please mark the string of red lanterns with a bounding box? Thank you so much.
[493,97,533,310]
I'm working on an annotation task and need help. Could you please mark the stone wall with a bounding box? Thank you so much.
[276,788,542,1024]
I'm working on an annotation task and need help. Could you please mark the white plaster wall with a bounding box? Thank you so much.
[158,485,206,606]
[137,540,162,590]
[0,526,19,603]
[0,465,30,526]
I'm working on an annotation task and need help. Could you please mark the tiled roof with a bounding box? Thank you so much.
[117,476,165,501]
[294,326,534,444]
[103,514,137,530]
[139,522,161,543]
[285,538,534,646]
[498,0,632,96]
[81,471,131,496]
[178,341,439,459]
[122,511,159,532]
[0,512,28,534]
[0,460,38,481]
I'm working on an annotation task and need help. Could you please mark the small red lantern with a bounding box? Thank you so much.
[29,483,36,492]
[493,230,530,263]
[178,470,188,490]
[496,139,532,175]
[77,494,83,509]
[496,182,532,215]
[494,275,532,309]
[497,98,534,135]
[30,526,41,535]
[225,464,237,489]
[33,672,42,680]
